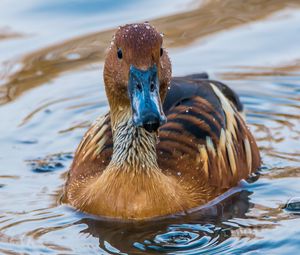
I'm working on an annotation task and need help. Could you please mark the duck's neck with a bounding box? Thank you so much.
[109,109,159,172]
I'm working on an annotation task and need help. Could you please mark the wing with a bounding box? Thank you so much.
[65,113,113,187]
[157,78,260,189]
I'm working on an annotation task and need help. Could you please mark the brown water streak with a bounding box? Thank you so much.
[0,0,300,104]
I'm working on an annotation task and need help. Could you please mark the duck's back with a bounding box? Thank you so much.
[158,74,260,193]
[66,74,260,198]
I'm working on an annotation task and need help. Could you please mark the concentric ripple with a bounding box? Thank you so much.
[134,224,219,254]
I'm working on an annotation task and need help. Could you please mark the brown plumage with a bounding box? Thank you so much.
[63,23,261,220]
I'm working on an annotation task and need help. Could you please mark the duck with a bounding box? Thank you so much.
[63,23,261,220]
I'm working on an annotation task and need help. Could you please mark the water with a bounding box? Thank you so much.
[0,0,300,254]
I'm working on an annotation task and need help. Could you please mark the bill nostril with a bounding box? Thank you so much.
[136,83,142,92]
[150,81,155,92]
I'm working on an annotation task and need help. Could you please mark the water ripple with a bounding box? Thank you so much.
[134,224,219,254]
[26,153,73,173]
[1,1,300,254]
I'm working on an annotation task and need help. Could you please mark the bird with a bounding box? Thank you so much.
[63,23,261,220]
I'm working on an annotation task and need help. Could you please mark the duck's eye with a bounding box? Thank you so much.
[117,48,123,59]
[160,48,163,57]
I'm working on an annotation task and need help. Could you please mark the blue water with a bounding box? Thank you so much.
[0,1,300,254]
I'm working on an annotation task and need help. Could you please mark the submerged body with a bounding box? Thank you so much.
[63,24,260,220]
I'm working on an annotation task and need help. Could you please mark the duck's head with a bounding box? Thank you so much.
[104,23,171,132]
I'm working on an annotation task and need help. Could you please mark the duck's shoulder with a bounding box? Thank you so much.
[65,113,113,188]
[163,73,243,114]
[161,75,242,150]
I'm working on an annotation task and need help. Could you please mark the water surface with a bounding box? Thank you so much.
[0,0,300,254]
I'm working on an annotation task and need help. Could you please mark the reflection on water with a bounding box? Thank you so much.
[79,189,254,254]
[0,0,300,254]
[1,0,300,104]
